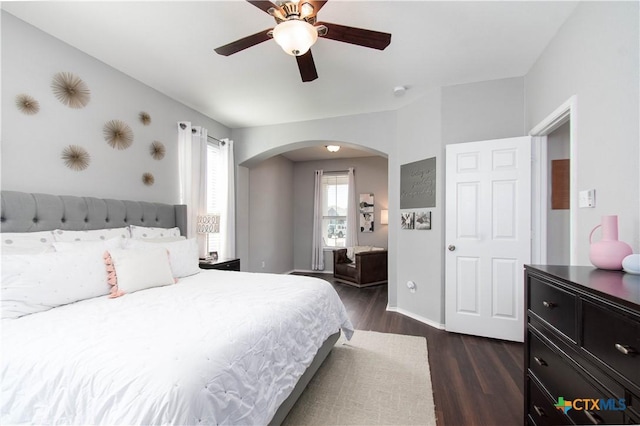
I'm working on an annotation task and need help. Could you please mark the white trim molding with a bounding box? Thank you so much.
[386,304,445,330]
[529,95,578,265]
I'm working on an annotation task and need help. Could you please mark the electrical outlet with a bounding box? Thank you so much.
[261,261,265,268]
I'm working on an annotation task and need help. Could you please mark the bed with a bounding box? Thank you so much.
[0,191,354,425]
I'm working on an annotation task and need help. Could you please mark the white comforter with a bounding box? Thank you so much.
[1,271,353,425]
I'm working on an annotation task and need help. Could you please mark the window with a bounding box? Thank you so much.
[206,142,222,253]
[322,173,349,247]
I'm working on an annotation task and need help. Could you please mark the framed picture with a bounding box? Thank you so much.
[401,212,415,229]
[360,212,374,233]
[415,211,432,230]
[359,193,374,232]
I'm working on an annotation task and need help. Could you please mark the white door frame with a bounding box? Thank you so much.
[529,95,578,265]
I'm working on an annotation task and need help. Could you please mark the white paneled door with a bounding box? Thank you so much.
[445,137,531,342]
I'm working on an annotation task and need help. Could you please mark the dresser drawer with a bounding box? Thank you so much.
[528,378,570,426]
[529,277,577,340]
[582,300,640,387]
[529,330,625,425]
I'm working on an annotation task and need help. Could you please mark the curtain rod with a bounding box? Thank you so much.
[179,122,226,145]
[206,134,226,145]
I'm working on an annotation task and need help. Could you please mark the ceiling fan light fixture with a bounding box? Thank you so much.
[273,20,318,56]
[326,145,340,153]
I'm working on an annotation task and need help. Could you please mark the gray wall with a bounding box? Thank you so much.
[547,122,570,265]
[292,156,389,272]
[1,11,230,204]
[442,77,526,144]
[525,1,639,262]
[248,155,294,273]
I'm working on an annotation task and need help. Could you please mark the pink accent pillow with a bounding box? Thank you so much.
[103,251,125,298]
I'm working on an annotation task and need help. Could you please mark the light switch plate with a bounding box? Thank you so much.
[579,189,595,208]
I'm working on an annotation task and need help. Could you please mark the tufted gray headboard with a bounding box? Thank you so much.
[0,191,187,236]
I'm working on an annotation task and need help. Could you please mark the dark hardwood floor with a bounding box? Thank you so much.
[295,272,524,426]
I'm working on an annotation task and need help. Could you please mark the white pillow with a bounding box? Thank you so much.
[1,231,56,255]
[138,236,186,243]
[125,238,199,278]
[129,225,181,239]
[346,246,373,262]
[52,227,130,242]
[105,248,176,297]
[1,249,111,319]
[53,237,122,252]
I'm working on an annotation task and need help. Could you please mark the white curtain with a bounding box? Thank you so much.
[219,138,235,260]
[177,122,207,258]
[346,167,359,248]
[311,169,324,271]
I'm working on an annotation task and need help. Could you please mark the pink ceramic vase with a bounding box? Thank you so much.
[589,215,632,270]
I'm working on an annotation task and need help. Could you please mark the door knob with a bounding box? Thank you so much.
[448,245,456,251]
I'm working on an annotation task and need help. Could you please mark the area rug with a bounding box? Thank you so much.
[283,330,437,425]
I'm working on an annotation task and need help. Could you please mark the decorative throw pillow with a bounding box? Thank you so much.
[125,238,199,278]
[1,231,56,255]
[129,225,181,239]
[52,227,130,242]
[1,248,111,319]
[104,247,176,298]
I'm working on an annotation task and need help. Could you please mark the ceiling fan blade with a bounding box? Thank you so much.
[296,50,318,82]
[246,1,277,14]
[214,29,273,56]
[316,22,391,50]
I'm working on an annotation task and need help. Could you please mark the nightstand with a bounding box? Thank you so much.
[199,258,240,271]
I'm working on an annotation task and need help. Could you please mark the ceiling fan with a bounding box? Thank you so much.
[214,0,392,82]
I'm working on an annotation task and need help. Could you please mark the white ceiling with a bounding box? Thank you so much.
[3,0,579,134]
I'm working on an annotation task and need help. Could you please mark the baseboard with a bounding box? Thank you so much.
[291,269,333,275]
[386,304,445,330]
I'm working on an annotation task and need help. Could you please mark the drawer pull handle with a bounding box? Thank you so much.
[584,410,603,425]
[533,405,546,417]
[542,301,556,309]
[615,343,636,355]
[533,356,547,367]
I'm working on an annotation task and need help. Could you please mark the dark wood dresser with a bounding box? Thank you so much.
[525,265,640,425]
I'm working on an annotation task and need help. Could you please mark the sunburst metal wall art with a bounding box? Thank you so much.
[139,111,151,125]
[15,94,40,115]
[61,145,91,171]
[51,72,91,109]
[142,172,155,186]
[150,141,166,160]
[103,119,133,150]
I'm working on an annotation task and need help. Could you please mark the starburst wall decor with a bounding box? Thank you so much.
[15,94,40,115]
[142,173,155,186]
[103,119,133,150]
[61,145,91,171]
[150,141,166,160]
[139,111,151,125]
[51,72,91,109]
